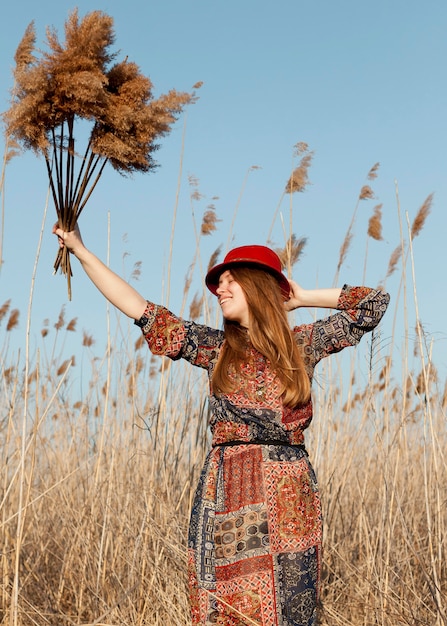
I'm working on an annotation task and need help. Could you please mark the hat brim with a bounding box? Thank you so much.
[205,260,291,300]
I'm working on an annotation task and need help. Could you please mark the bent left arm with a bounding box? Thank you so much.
[295,284,390,367]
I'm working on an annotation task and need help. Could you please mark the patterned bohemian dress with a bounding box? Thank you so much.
[139,284,390,626]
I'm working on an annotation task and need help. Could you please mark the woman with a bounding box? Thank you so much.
[53,226,390,626]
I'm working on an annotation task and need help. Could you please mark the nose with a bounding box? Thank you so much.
[216,281,229,298]
[216,277,226,292]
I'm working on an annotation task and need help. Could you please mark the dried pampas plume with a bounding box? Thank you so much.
[367,204,383,241]
[275,234,307,270]
[367,162,380,181]
[337,232,353,273]
[131,261,142,282]
[411,193,433,239]
[386,245,402,278]
[82,332,94,347]
[54,308,66,330]
[201,206,221,236]
[57,356,75,377]
[3,9,195,299]
[188,174,203,202]
[5,138,21,164]
[6,309,20,331]
[359,185,375,200]
[0,300,11,323]
[207,246,222,273]
[285,143,314,194]
[66,317,77,332]
[189,292,204,320]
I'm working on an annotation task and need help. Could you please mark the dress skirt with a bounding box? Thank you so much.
[187,442,322,626]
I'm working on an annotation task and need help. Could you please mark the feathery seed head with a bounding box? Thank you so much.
[275,235,307,269]
[367,204,383,241]
[207,246,222,272]
[285,150,313,194]
[14,21,36,68]
[54,307,65,330]
[0,300,11,323]
[57,356,74,376]
[6,309,20,331]
[337,232,353,271]
[367,162,380,181]
[131,261,142,281]
[359,185,375,201]
[66,317,77,332]
[411,193,433,239]
[201,207,221,236]
[189,293,204,320]
[386,245,402,278]
[82,331,94,347]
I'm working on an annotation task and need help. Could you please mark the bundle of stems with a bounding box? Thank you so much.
[3,9,194,299]
[47,117,108,294]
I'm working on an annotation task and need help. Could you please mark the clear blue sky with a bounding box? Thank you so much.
[1,0,446,387]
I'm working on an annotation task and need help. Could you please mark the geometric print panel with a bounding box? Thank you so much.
[222,445,264,510]
[213,566,276,625]
[215,503,269,565]
[263,459,322,554]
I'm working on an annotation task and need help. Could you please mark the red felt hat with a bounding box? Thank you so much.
[205,245,290,299]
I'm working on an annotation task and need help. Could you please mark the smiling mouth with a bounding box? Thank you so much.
[219,297,231,305]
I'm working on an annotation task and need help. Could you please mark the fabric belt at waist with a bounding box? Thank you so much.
[212,439,307,452]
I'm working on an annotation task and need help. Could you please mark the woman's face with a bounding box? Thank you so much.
[216,270,249,327]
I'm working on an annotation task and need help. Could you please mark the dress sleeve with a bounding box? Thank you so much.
[294,285,390,370]
[138,301,224,370]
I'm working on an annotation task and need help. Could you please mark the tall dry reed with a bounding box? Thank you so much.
[1,145,445,626]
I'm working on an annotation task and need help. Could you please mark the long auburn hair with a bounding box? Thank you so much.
[211,266,311,407]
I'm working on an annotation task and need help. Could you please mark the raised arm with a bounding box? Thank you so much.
[53,224,148,320]
[284,279,342,311]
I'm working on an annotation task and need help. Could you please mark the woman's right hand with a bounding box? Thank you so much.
[52,223,85,257]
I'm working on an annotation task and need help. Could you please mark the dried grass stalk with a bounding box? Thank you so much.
[188,174,203,202]
[201,206,221,236]
[275,234,307,270]
[5,138,21,164]
[411,193,433,239]
[6,309,20,331]
[3,9,194,299]
[66,317,77,332]
[359,185,375,200]
[386,245,402,278]
[207,246,222,273]
[285,143,313,194]
[189,292,204,320]
[367,162,380,181]
[82,331,94,347]
[367,204,383,241]
[337,232,353,273]
[0,300,11,323]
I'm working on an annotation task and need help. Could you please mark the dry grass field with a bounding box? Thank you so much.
[0,164,446,625]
